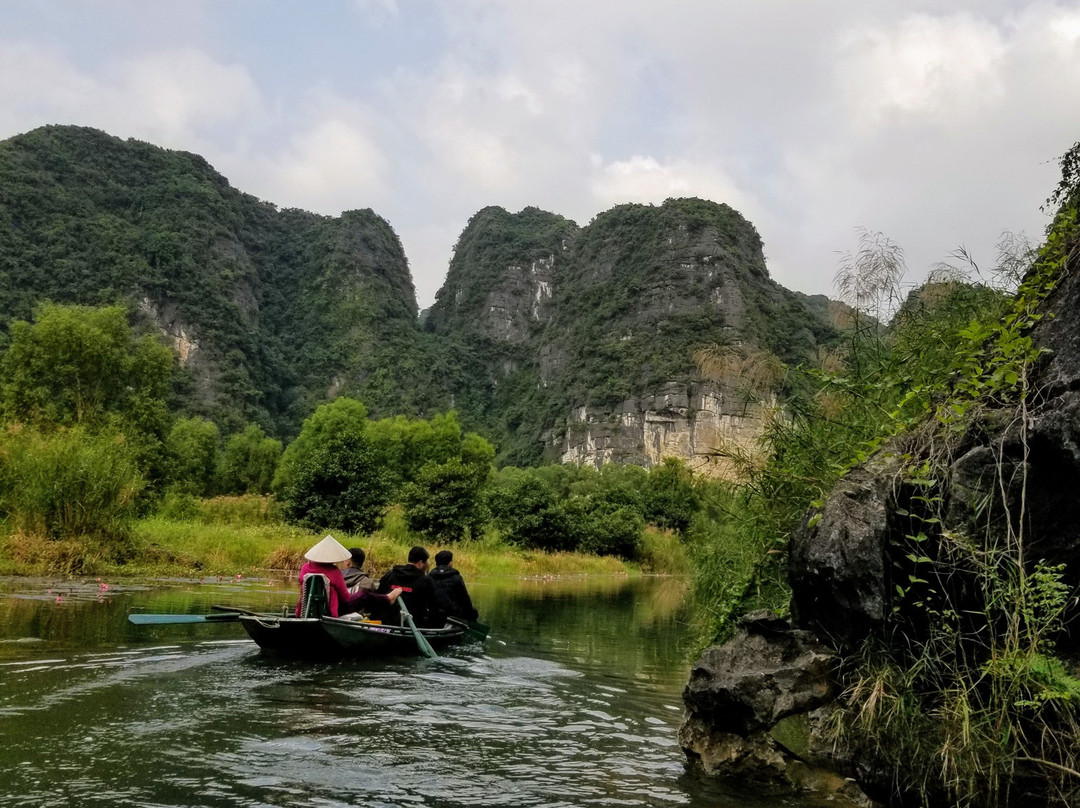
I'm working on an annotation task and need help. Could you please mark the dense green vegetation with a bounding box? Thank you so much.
[0,306,706,573]
[0,125,447,437]
[425,198,843,464]
[0,127,845,468]
[682,148,1080,805]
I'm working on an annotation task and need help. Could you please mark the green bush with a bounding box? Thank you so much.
[273,397,368,494]
[281,431,392,534]
[217,424,281,494]
[0,425,144,546]
[164,416,219,496]
[565,498,643,558]
[487,474,573,551]
[643,457,699,533]
[401,458,489,542]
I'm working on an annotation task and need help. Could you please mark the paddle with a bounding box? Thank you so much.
[447,617,490,643]
[397,598,438,659]
[128,612,241,625]
[210,605,272,617]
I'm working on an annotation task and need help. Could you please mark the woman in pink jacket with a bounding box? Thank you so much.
[295,535,400,617]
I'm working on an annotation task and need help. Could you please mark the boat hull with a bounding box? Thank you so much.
[237,614,467,658]
[237,615,341,657]
[321,616,466,654]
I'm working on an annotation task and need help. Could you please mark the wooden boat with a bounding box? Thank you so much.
[130,571,488,658]
[236,613,469,658]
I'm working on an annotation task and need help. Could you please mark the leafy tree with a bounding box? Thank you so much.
[281,431,392,534]
[565,498,643,558]
[273,397,368,494]
[401,458,490,542]
[217,424,282,495]
[0,302,173,484]
[487,473,573,552]
[164,416,219,496]
[460,429,496,472]
[367,410,463,491]
[569,462,648,512]
[642,457,699,533]
[0,303,171,431]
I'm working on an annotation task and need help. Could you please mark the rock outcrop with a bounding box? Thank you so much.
[681,219,1080,805]
[429,198,840,465]
[550,381,771,476]
[679,613,875,806]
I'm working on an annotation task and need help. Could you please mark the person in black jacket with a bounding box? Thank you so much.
[376,545,440,627]
[429,550,479,622]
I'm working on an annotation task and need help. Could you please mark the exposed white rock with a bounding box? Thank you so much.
[553,382,772,478]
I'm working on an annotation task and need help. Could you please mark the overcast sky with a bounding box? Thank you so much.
[2,1,1079,307]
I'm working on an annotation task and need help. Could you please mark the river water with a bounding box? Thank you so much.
[0,575,809,808]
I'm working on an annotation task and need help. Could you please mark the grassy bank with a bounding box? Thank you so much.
[0,498,689,580]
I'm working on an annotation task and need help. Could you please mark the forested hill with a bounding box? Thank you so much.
[0,125,445,436]
[0,125,839,460]
[427,198,841,464]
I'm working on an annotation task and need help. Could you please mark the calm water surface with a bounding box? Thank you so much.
[0,575,807,808]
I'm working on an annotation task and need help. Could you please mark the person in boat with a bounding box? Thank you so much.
[429,550,478,622]
[376,545,440,627]
[343,547,376,593]
[295,535,401,618]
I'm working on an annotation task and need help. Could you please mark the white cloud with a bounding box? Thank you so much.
[0,41,262,151]
[589,155,752,215]
[269,117,389,213]
[837,14,1008,130]
[114,49,262,141]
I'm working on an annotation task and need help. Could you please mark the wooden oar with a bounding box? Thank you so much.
[210,605,271,617]
[447,617,490,643]
[128,612,241,625]
[397,599,438,659]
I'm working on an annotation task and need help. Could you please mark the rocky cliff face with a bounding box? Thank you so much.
[431,198,838,466]
[678,220,1080,806]
[550,381,771,477]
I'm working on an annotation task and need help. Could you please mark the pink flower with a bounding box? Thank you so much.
[55,595,63,603]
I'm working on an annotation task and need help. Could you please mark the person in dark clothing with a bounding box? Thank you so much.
[343,547,376,593]
[376,545,440,627]
[429,550,478,622]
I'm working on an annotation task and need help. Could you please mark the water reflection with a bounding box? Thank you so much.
[0,575,809,808]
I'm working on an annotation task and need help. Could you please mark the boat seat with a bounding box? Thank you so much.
[300,573,331,618]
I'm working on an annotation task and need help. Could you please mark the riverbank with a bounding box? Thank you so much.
[0,498,690,580]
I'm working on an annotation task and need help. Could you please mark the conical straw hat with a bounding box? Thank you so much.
[304,535,351,563]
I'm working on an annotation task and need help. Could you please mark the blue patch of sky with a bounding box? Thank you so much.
[0,2,160,74]
[209,3,449,105]
[592,55,681,162]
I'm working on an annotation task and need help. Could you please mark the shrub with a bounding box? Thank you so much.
[164,416,219,496]
[643,457,699,533]
[281,431,392,534]
[401,458,489,542]
[0,424,144,548]
[217,424,282,494]
[273,397,368,494]
[566,498,643,558]
[487,474,573,551]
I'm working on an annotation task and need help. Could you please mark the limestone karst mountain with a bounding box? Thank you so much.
[428,198,841,467]
[0,125,840,464]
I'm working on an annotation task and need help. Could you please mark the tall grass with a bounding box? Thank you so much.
[0,425,143,571]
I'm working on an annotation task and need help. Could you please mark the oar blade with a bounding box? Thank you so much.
[128,613,240,625]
